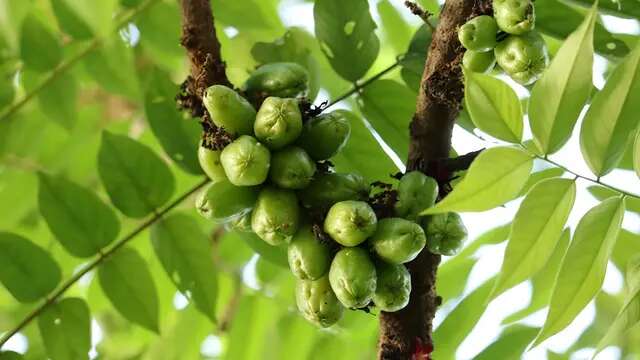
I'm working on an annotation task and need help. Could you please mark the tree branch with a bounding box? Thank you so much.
[178,0,232,117]
[378,0,492,358]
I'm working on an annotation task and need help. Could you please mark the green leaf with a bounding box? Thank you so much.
[473,325,539,360]
[358,80,415,160]
[587,185,640,215]
[50,0,93,40]
[529,5,597,155]
[151,213,218,322]
[377,0,412,54]
[423,147,533,214]
[136,1,184,71]
[98,131,175,218]
[98,247,160,332]
[566,0,640,19]
[144,70,202,174]
[580,44,640,176]
[433,277,496,360]
[238,231,288,268]
[0,232,61,302]
[0,352,23,360]
[19,14,62,72]
[534,196,626,346]
[83,37,139,99]
[38,173,120,257]
[612,230,640,272]
[38,297,91,360]
[400,24,434,91]
[22,70,77,130]
[535,0,629,58]
[634,131,640,179]
[314,0,379,81]
[464,71,523,143]
[518,167,565,197]
[492,178,576,298]
[594,256,640,356]
[331,109,398,182]
[502,230,571,324]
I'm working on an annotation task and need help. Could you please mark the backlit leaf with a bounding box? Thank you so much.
[19,14,62,72]
[38,298,91,360]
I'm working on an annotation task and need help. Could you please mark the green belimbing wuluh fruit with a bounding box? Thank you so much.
[324,200,377,247]
[297,111,351,161]
[296,276,344,327]
[373,262,411,312]
[202,85,256,136]
[299,172,369,210]
[493,0,535,35]
[198,144,227,182]
[458,15,498,52]
[494,31,548,85]
[329,247,377,309]
[251,187,300,246]
[370,218,427,264]
[254,96,303,149]
[421,212,468,256]
[220,135,271,186]
[244,62,309,100]
[394,171,438,220]
[288,224,332,280]
[269,146,316,189]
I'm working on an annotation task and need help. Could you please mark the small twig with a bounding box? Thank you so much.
[404,1,436,32]
[215,275,243,333]
[439,149,483,172]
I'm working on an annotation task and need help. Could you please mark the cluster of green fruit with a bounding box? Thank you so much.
[459,0,549,85]
[194,62,468,327]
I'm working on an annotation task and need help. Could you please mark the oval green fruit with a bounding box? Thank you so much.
[458,15,498,52]
[494,32,548,85]
[329,247,377,308]
[244,62,309,99]
[299,173,370,209]
[254,97,303,149]
[251,187,300,245]
[370,218,426,264]
[373,262,411,312]
[288,225,332,280]
[493,0,535,35]
[297,111,351,160]
[421,212,468,256]
[195,181,259,221]
[463,50,496,73]
[225,211,252,232]
[220,135,271,186]
[394,171,439,220]
[269,146,316,189]
[296,276,344,327]
[324,200,377,247]
[198,144,227,182]
[202,85,256,136]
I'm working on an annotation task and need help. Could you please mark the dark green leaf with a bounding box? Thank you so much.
[98,131,175,218]
[314,0,380,81]
[0,232,61,302]
[400,24,435,91]
[358,79,415,160]
[19,14,62,72]
[50,0,93,40]
[38,297,91,360]
[144,70,202,174]
[331,109,398,182]
[535,0,629,58]
[151,213,218,322]
[98,247,160,332]
[377,0,412,54]
[38,173,120,257]
[83,37,139,99]
[135,1,184,71]
[0,352,23,360]
[22,70,77,130]
[566,0,640,20]
[238,231,288,268]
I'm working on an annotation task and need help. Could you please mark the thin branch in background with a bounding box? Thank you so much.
[0,178,210,348]
[404,1,436,32]
[0,0,161,122]
[216,275,243,333]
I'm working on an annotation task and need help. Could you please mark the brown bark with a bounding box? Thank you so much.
[179,0,232,117]
[378,1,491,358]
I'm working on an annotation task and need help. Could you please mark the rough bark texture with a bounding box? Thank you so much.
[179,0,231,117]
[378,1,491,359]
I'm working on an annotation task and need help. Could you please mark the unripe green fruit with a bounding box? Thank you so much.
[329,247,377,308]
[299,173,370,209]
[198,144,227,182]
[254,97,303,149]
[269,146,316,189]
[225,211,252,232]
[370,218,427,264]
[297,111,351,160]
[373,262,411,312]
[296,276,344,327]
[458,15,498,52]
[244,62,309,99]
[288,225,332,280]
[251,187,300,245]
[202,85,256,135]
[463,50,496,73]
[394,171,439,220]
[195,181,259,221]
[324,201,377,247]
[220,135,271,186]
[493,0,535,35]
[494,32,548,85]
[421,212,468,256]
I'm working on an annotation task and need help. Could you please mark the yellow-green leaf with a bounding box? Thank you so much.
[529,4,597,154]
[533,196,625,346]
[464,70,523,143]
[492,178,576,298]
[423,147,533,214]
[634,131,640,179]
[580,44,640,176]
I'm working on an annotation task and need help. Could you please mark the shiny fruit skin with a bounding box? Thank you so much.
[220,135,271,186]
[202,85,256,136]
[296,275,344,327]
[269,146,316,189]
[370,218,427,264]
[328,247,377,308]
[251,187,300,246]
[288,225,332,280]
[254,97,303,150]
[324,200,377,247]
